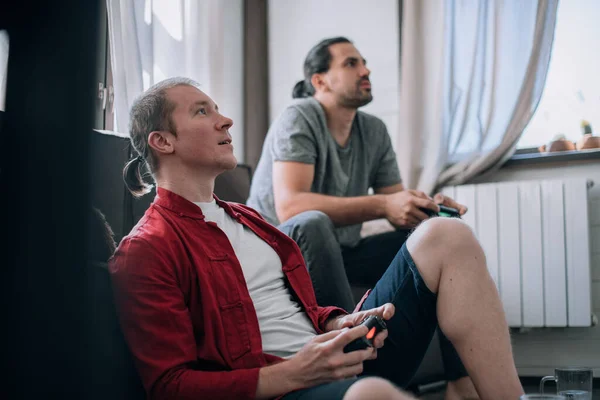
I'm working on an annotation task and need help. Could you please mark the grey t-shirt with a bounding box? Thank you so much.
[247,97,401,247]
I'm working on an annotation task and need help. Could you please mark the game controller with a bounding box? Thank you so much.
[343,315,388,353]
[421,204,461,218]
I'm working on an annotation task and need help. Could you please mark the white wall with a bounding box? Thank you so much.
[268,0,400,149]
[220,0,244,162]
[473,160,600,376]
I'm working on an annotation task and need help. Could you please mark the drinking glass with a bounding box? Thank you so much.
[540,367,593,400]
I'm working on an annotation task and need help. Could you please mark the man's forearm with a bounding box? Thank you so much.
[256,360,302,399]
[278,192,387,226]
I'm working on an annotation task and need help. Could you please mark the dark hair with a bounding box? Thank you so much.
[123,77,200,197]
[88,207,117,262]
[292,36,352,99]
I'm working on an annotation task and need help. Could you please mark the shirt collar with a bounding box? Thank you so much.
[155,187,236,220]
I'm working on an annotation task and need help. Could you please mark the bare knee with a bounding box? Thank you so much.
[412,217,477,248]
[343,377,415,400]
[406,218,483,293]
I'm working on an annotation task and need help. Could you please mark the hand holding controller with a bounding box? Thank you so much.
[343,315,388,353]
[421,204,461,218]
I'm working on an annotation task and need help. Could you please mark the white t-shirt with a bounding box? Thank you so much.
[195,199,317,358]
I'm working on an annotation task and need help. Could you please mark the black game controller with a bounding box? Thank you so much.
[343,315,387,353]
[421,204,461,218]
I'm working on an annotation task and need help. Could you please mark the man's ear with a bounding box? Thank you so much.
[147,131,175,155]
[311,73,327,93]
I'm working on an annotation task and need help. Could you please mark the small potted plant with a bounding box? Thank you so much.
[576,120,600,150]
[538,133,576,153]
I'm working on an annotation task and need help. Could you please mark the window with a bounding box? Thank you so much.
[517,0,600,150]
[94,3,114,132]
[0,30,8,112]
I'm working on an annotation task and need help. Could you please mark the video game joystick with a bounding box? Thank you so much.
[343,315,387,353]
[421,204,461,218]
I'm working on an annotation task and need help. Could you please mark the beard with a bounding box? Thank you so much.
[337,82,373,109]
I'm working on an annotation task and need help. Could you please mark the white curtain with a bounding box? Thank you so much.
[0,30,9,112]
[106,0,244,159]
[396,0,558,194]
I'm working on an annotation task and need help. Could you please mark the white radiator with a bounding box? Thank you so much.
[442,178,593,328]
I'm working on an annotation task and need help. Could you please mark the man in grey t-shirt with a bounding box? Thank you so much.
[249,37,466,308]
[248,95,400,249]
[247,37,478,398]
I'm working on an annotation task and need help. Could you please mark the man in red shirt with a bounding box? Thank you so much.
[109,77,525,400]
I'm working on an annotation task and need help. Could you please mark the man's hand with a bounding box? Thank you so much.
[383,190,439,228]
[433,193,468,215]
[284,326,376,389]
[325,303,394,351]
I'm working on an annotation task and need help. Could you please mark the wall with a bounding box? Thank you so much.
[472,159,600,376]
[220,0,245,162]
[268,0,401,149]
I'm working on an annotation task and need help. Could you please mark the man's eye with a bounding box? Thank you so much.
[347,61,356,67]
[197,108,207,115]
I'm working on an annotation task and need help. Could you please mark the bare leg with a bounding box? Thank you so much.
[406,218,523,400]
[343,377,416,400]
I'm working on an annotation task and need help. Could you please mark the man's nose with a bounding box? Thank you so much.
[217,115,233,130]
[360,65,370,78]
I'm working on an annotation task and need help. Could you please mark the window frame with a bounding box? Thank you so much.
[94,2,114,132]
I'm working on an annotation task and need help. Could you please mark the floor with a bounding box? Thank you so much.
[416,377,600,399]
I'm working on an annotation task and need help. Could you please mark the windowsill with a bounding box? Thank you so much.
[504,148,600,167]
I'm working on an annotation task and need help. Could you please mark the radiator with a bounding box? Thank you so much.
[441,178,593,328]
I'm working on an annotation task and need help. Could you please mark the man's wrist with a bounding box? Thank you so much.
[257,360,304,398]
[278,357,305,392]
[324,313,345,331]
[373,194,388,219]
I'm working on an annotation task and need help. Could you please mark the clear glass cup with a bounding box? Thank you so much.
[540,367,593,400]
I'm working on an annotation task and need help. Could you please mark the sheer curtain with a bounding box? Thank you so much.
[106,0,244,159]
[396,0,559,194]
[0,30,9,112]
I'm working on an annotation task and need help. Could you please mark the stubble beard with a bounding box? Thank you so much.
[338,88,373,109]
